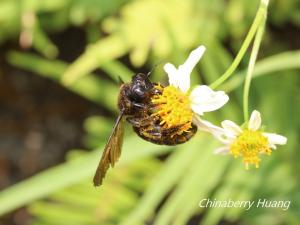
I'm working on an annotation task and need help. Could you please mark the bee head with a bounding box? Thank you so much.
[130,73,153,101]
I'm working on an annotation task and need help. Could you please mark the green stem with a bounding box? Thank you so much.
[243,16,266,121]
[210,0,269,89]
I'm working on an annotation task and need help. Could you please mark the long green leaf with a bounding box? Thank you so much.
[0,137,172,215]
[7,51,119,111]
[61,35,129,85]
[120,136,204,225]
[221,50,300,92]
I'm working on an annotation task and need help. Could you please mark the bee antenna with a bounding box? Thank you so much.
[147,60,165,77]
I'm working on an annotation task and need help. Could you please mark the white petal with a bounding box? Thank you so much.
[190,85,229,115]
[214,132,236,144]
[248,110,261,131]
[221,120,242,136]
[214,146,230,155]
[163,45,206,93]
[177,46,205,92]
[176,65,190,93]
[193,117,235,144]
[263,132,287,146]
[164,63,178,88]
[181,46,206,72]
[193,117,223,133]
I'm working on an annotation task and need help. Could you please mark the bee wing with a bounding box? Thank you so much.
[93,113,125,186]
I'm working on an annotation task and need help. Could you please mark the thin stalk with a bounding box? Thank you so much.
[243,19,266,121]
[210,0,269,89]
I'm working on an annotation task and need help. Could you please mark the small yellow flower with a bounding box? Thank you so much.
[150,45,229,135]
[209,110,287,169]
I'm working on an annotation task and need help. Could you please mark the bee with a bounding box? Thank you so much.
[93,73,197,186]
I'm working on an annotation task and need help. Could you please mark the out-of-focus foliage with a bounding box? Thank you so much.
[0,0,300,225]
[28,154,161,225]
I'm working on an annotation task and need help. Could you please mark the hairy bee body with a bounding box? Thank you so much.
[133,122,197,145]
[93,73,197,186]
[118,74,197,145]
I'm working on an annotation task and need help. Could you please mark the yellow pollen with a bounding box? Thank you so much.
[151,85,193,134]
[230,129,271,169]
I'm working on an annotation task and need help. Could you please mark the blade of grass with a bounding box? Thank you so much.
[0,136,172,215]
[101,60,133,83]
[61,35,128,85]
[154,141,215,225]
[154,141,228,225]
[220,50,300,92]
[29,202,94,224]
[120,137,204,225]
[200,162,253,225]
[6,51,118,111]
[172,159,230,225]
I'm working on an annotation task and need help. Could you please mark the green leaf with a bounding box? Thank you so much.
[154,141,228,225]
[0,136,172,216]
[6,51,119,111]
[61,35,129,85]
[221,50,300,92]
[29,158,161,225]
[120,137,202,225]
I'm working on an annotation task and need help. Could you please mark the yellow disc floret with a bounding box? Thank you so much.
[151,85,193,133]
[230,129,271,169]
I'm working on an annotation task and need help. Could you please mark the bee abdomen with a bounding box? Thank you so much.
[133,123,198,146]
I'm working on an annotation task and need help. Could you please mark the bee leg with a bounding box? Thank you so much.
[126,116,142,127]
[145,127,162,137]
[127,115,154,127]
[132,102,146,109]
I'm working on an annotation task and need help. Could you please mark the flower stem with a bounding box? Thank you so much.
[210,0,269,89]
[243,14,267,121]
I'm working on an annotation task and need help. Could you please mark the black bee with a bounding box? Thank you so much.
[93,73,197,186]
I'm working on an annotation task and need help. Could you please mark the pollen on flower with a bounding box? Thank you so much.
[229,129,272,169]
[151,85,193,134]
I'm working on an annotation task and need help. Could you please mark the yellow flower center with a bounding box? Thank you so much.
[151,85,193,134]
[230,129,271,169]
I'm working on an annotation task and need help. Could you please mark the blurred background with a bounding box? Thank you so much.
[0,0,299,224]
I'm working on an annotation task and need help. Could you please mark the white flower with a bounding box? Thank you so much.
[209,110,287,169]
[160,45,229,131]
